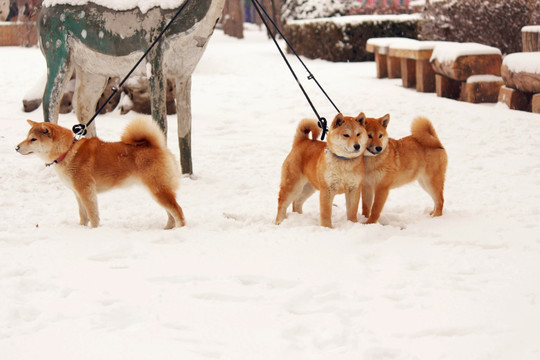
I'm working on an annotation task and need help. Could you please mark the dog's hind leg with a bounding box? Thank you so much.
[150,188,186,229]
[275,178,306,225]
[292,183,315,214]
[418,175,445,217]
[74,68,108,138]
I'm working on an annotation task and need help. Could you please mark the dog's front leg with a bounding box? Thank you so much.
[75,184,100,228]
[361,185,374,219]
[365,186,390,224]
[345,185,361,223]
[75,194,89,226]
[319,188,335,228]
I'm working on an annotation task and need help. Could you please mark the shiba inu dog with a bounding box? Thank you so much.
[275,113,368,228]
[16,118,185,229]
[362,114,447,224]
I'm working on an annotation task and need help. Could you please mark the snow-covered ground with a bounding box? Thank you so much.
[1,27,540,359]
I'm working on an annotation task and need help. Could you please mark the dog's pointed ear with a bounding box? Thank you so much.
[331,113,344,129]
[380,114,390,129]
[39,123,52,136]
[355,112,366,126]
[27,119,37,127]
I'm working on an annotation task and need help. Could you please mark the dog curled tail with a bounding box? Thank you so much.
[294,119,321,146]
[121,118,167,148]
[411,116,444,149]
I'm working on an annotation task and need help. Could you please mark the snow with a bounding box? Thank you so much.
[22,73,46,101]
[466,74,503,83]
[522,25,540,33]
[430,42,502,64]
[290,13,420,26]
[42,0,187,13]
[366,37,417,54]
[2,28,540,359]
[503,52,540,75]
[389,40,445,51]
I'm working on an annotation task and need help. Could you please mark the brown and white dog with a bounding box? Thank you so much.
[275,113,368,228]
[362,114,448,224]
[16,118,185,229]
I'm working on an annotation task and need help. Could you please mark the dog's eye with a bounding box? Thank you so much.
[343,134,349,138]
[378,134,383,139]
[30,138,37,142]
[368,134,373,139]
[356,133,361,137]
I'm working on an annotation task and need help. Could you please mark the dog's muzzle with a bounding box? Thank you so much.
[365,147,382,156]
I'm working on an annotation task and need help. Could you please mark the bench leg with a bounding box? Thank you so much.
[436,74,461,99]
[400,58,416,88]
[460,81,503,103]
[498,86,532,111]
[387,55,401,79]
[532,94,540,114]
[416,59,435,92]
[375,52,388,78]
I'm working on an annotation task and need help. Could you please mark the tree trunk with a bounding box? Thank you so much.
[223,0,244,39]
[522,27,540,52]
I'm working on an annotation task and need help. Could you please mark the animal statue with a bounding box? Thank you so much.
[0,0,9,21]
[38,0,226,174]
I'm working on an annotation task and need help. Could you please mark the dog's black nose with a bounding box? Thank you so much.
[15,145,20,152]
[354,144,361,151]
[376,146,382,152]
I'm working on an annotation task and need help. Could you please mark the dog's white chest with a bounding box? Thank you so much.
[323,152,362,193]
[54,167,76,190]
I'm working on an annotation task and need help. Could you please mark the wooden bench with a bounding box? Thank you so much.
[0,21,38,47]
[366,37,417,79]
[388,40,444,92]
[499,51,540,113]
[430,42,502,102]
[460,75,504,103]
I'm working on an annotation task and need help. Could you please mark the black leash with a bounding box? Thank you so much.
[71,0,191,138]
[251,0,340,140]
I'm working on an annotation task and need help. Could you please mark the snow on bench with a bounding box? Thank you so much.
[499,51,540,113]
[387,40,445,92]
[429,42,502,102]
[366,37,417,79]
[430,42,502,80]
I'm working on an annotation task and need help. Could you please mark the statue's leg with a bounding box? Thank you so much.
[74,68,108,138]
[175,76,193,175]
[147,45,168,136]
[42,40,73,124]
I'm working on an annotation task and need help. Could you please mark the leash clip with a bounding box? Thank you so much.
[318,117,328,141]
[72,124,87,139]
